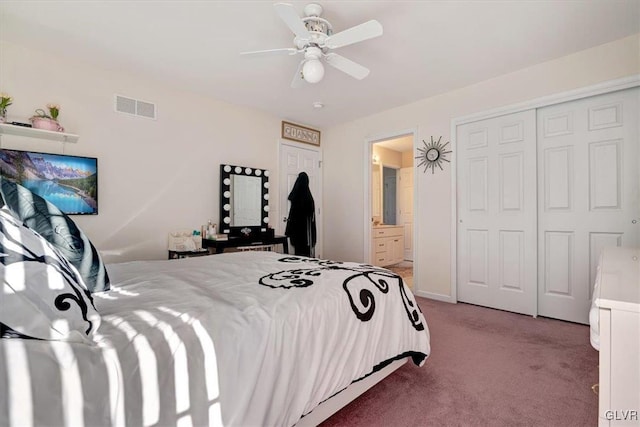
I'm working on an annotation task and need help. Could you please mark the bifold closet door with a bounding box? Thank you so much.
[457,110,537,316]
[537,88,639,324]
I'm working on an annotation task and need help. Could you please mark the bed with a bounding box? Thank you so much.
[0,180,431,426]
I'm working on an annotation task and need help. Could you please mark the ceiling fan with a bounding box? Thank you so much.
[241,3,383,87]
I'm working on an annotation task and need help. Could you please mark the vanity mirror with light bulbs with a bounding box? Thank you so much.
[219,164,271,237]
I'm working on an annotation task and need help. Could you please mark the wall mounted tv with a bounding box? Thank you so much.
[0,149,98,215]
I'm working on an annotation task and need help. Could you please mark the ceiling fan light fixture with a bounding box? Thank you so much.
[243,3,383,87]
[303,3,323,18]
[302,58,324,83]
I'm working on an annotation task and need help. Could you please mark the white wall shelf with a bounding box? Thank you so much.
[0,123,79,143]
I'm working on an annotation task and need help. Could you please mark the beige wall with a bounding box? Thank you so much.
[322,34,640,299]
[401,151,413,168]
[0,41,284,263]
[372,145,402,168]
[2,32,638,284]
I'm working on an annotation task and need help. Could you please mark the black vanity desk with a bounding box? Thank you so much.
[202,235,289,254]
[168,249,211,260]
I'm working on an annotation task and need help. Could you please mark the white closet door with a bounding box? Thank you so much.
[537,88,639,324]
[399,167,413,261]
[372,164,382,220]
[457,110,537,315]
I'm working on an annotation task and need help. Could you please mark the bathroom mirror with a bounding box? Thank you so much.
[219,164,270,236]
[371,162,398,225]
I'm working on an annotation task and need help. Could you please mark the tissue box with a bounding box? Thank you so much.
[168,231,202,251]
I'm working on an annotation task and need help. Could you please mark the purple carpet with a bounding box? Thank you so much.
[321,297,599,427]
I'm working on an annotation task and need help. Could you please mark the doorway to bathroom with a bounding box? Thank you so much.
[368,132,415,288]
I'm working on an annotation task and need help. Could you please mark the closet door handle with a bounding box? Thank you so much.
[633,219,637,224]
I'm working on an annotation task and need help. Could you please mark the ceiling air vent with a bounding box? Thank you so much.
[114,95,157,119]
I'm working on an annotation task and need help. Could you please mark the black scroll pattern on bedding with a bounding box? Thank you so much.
[0,219,96,335]
[259,257,424,331]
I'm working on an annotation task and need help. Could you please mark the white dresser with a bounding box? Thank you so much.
[371,225,404,267]
[591,247,640,426]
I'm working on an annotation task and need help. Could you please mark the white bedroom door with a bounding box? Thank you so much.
[398,167,413,261]
[457,110,538,316]
[279,142,322,255]
[537,88,639,324]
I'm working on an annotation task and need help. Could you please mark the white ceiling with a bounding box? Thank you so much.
[1,1,638,129]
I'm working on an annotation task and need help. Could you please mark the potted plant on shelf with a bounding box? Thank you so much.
[0,93,12,123]
[30,103,64,132]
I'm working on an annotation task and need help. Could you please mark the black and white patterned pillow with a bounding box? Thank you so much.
[0,209,101,342]
[0,177,110,292]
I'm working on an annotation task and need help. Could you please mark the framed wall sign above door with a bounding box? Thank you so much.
[282,121,321,146]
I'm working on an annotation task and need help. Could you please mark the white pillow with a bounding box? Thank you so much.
[0,209,101,343]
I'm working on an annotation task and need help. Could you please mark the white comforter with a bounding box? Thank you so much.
[0,252,430,426]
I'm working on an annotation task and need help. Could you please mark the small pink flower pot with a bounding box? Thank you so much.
[31,117,64,132]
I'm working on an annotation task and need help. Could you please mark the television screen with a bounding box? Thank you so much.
[0,148,98,215]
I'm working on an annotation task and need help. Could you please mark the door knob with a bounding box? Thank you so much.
[283,217,288,222]
[633,219,638,224]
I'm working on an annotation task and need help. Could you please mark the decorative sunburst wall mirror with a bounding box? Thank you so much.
[416,136,452,174]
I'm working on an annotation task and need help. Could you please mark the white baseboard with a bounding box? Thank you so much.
[414,290,456,303]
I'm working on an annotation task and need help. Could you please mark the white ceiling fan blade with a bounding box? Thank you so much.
[274,3,311,41]
[325,53,370,80]
[240,47,299,57]
[324,20,383,49]
[290,59,305,88]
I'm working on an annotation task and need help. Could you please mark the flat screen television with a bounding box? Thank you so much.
[0,148,98,215]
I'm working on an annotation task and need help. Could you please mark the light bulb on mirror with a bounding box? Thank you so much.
[303,59,324,84]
